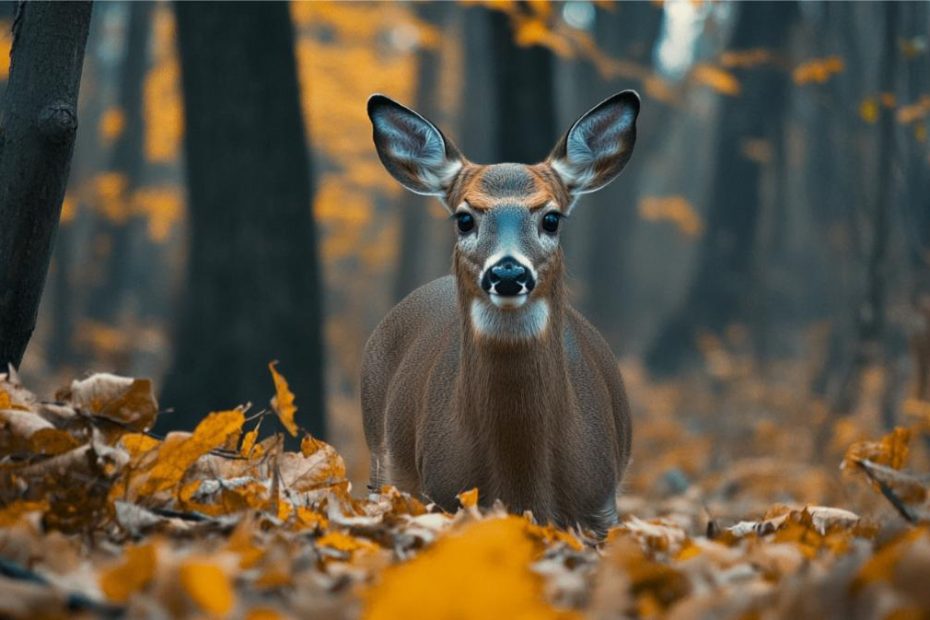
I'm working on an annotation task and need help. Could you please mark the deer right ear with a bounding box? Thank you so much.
[547,90,640,197]
[368,94,464,197]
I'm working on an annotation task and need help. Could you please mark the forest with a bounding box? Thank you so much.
[1,1,930,618]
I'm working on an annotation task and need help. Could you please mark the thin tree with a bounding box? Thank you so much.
[86,1,152,326]
[0,2,94,369]
[161,2,325,438]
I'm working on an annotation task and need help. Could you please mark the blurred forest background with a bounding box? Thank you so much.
[4,0,930,496]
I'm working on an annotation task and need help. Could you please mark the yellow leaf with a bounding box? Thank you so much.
[120,433,161,459]
[0,500,48,527]
[843,427,911,471]
[0,388,11,409]
[720,48,772,69]
[99,543,157,603]
[240,428,259,458]
[638,196,704,238]
[132,410,244,498]
[364,517,568,619]
[99,106,125,143]
[0,20,10,80]
[792,55,844,85]
[860,98,879,124]
[28,428,80,456]
[317,531,377,555]
[692,64,740,96]
[295,506,328,531]
[457,487,479,509]
[300,433,325,457]
[180,559,235,616]
[268,361,298,437]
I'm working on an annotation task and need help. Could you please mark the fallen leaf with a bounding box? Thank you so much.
[269,362,298,437]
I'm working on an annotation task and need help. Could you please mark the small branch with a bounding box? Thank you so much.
[856,460,918,524]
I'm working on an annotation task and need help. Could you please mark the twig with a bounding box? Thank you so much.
[856,459,918,524]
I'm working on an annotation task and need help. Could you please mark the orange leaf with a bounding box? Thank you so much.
[363,517,563,619]
[180,559,235,616]
[457,487,479,509]
[843,427,911,471]
[0,499,48,527]
[692,64,740,96]
[99,543,157,603]
[241,428,259,458]
[269,361,298,437]
[132,410,244,497]
[0,388,11,409]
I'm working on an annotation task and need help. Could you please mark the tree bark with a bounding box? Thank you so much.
[160,1,325,438]
[0,1,93,369]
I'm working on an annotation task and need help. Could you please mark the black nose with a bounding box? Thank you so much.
[481,256,535,296]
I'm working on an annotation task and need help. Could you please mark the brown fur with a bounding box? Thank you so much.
[361,162,632,534]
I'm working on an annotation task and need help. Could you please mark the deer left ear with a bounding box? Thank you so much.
[547,90,639,196]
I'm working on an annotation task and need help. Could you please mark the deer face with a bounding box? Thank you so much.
[368,92,639,327]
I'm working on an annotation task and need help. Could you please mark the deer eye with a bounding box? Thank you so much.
[542,212,561,234]
[456,212,475,234]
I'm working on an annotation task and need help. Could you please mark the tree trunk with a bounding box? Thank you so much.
[489,4,556,163]
[645,1,799,377]
[160,1,325,438]
[0,1,93,369]
[831,2,899,418]
[86,0,152,325]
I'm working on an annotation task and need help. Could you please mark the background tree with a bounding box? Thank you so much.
[160,1,325,438]
[0,2,93,369]
[489,4,556,163]
[646,1,800,376]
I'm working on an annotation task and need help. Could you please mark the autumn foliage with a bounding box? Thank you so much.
[0,364,929,618]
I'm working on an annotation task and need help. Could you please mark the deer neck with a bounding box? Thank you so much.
[453,253,570,511]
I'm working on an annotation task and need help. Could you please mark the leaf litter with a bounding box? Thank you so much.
[1,365,930,619]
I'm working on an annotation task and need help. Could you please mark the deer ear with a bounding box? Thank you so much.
[368,94,464,196]
[547,90,639,196]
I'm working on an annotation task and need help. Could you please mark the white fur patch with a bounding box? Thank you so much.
[470,298,550,342]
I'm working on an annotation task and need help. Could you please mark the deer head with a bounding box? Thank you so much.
[368,92,639,343]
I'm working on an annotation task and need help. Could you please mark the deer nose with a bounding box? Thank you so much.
[482,256,535,297]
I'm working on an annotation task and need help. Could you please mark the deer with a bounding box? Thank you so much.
[362,91,639,534]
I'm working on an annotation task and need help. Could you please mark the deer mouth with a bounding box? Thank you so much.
[489,291,529,309]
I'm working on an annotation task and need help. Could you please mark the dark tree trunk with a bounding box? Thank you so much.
[831,2,899,418]
[645,1,799,377]
[86,0,152,325]
[160,1,325,438]
[0,1,93,369]
[489,4,556,163]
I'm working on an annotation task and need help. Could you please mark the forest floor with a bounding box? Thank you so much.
[1,347,930,619]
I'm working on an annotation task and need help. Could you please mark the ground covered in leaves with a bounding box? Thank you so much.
[2,363,930,619]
